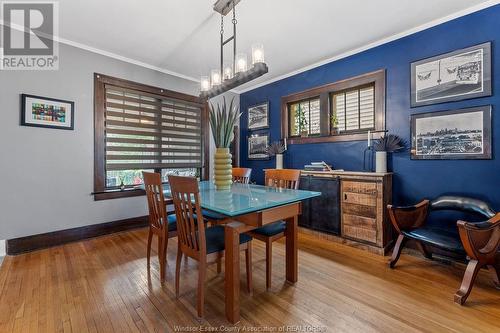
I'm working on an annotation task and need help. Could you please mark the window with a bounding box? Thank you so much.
[281,70,385,144]
[332,84,375,133]
[288,97,321,137]
[94,74,207,200]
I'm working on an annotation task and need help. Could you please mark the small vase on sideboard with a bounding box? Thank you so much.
[276,154,284,169]
[375,151,387,173]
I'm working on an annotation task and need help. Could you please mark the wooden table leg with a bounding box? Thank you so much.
[225,224,240,323]
[285,215,298,283]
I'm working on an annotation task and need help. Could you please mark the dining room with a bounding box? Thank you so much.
[1,1,500,332]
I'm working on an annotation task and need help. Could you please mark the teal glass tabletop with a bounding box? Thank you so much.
[142,181,321,217]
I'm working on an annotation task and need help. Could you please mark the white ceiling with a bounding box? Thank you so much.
[58,0,497,92]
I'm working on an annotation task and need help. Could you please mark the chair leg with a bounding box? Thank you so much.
[389,234,406,269]
[416,241,433,260]
[455,259,482,305]
[175,247,182,298]
[266,239,272,290]
[146,228,153,268]
[158,236,165,282]
[245,242,253,294]
[216,253,222,274]
[490,264,500,289]
[197,260,206,318]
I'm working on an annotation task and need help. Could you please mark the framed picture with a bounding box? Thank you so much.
[411,42,491,107]
[21,94,75,130]
[248,131,269,160]
[247,101,269,130]
[411,105,491,160]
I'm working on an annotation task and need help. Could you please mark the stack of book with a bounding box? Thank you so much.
[304,161,333,172]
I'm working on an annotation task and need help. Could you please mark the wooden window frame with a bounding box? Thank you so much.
[93,73,210,200]
[281,69,385,145]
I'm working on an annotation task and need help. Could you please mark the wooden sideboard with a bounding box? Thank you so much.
[300,170,393,255]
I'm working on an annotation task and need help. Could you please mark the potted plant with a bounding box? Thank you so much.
[209,97,241,190]
[295,105,308,137]
[330,113,339,135]
[266,141,286,169]
[373,134,406,173]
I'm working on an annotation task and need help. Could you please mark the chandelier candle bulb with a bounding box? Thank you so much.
[223,64,233,80]
[200,76,210,92]
[211,69,222,86]
[235,53,248,73]
[252,43,265,64]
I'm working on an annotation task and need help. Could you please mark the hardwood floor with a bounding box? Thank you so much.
[0,228,499,332]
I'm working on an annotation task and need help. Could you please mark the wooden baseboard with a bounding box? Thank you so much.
[6,216,149,255]
[298,226,394,256]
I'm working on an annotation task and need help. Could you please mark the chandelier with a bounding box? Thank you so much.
[199,0,268,99]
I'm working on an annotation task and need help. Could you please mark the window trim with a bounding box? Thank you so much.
[281,69,385,145]
[287,96,322,138]
[93,73,209,200]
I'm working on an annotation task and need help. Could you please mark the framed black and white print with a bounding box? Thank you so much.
[247,131,269,160]
[21,94,75,130]
[411,42,492,107]
[247,101,269,130]
[411,105,491,160]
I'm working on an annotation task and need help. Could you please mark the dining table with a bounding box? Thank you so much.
[151,180,321,323]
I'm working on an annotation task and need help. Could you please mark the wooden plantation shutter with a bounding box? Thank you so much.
[333,84,375,133]
[104,85,203,171]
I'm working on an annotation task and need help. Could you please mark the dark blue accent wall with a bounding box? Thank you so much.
[239,5,500,210]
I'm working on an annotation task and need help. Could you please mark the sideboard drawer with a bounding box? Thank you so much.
[342,180,378,196]
[343,225,377,244]
[343,192,377,207]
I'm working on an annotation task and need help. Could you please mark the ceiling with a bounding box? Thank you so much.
[58,0,497,93]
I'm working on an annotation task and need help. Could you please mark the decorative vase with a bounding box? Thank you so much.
[214,147,232,190]
[375,151,387,173]
[301,130,308,138]
[275,154,284,169]
[330,127,339,136]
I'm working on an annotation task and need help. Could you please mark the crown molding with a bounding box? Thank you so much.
[233,0,500,94]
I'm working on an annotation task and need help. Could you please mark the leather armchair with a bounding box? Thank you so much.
[387,195,498,305]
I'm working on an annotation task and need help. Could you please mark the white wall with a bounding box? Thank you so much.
[0,43,199,240]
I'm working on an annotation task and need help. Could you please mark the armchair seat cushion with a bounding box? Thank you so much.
[251,221,286,237]
[205,225,252,254]
[403,226,464,254]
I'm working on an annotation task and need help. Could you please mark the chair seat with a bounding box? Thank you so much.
[251,221,286,237]
[403,226,464,254]
[166,214,178,232]
[202,209,226,221]
[205,225,252,254]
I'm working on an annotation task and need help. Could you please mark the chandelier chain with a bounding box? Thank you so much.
[232,0,237,24]
[220,15,224,35]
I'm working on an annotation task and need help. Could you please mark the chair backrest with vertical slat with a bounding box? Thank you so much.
[143,172,168,233]
[264,169,301,189]
[232,167,252,184]
[168,175,206,257]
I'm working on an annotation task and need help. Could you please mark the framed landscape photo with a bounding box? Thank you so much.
[411,105,491,160]
[247,101,269,130]
[248,131,269,160]
[410,42,491,107]
[21,94,75,130]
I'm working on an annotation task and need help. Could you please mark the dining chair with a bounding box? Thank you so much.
[246,169,301,289]
[169,175,253,317]
[143,171,178,282]
[232,167,252,184]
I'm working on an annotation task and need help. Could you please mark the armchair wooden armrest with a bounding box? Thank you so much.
[387,200,430,234]
[457,213,500,261]
[455,213,500,305]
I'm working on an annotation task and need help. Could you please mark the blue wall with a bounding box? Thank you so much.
[240,5,500,209]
